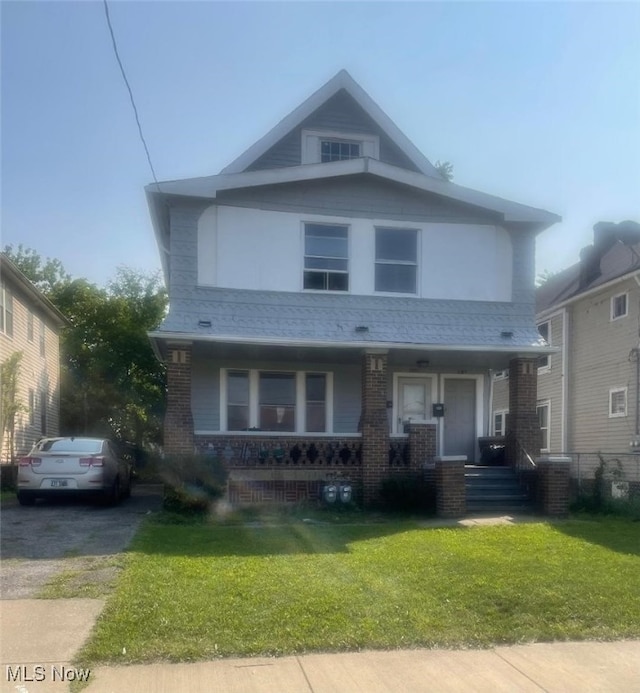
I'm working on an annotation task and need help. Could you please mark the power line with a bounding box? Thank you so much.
[103,0,160,187]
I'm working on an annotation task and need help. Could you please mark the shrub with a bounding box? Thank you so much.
[160,454,228,514]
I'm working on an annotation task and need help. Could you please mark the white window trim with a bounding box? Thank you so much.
[0,284,13,337]
[493,409,509,437]
[301,221,350,293]
[374,226,420,296]
[392,372,438,435]
[220,368,334,434]
[301,128,379,165]
[493,370,509,381]
[609,387,628,418]
[537,400,551,453]
[610,292,628,321]
[537,320,551,372]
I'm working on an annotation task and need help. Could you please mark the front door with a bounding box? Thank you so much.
[397,377,431,432]
[443,378,476,461]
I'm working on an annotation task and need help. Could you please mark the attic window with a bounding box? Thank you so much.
[301,129,379,165]
[321,140,360,162]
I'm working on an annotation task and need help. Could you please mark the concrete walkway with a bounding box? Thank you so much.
[1,599,638,693]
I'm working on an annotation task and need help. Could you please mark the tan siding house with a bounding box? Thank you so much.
[0,255,68,462]
[492,220,640,480]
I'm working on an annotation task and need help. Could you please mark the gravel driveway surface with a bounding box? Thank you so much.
[0,484,162,599]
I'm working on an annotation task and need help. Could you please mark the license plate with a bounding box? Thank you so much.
[51,480,68,488]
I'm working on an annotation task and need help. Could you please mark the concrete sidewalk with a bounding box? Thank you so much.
[81,641,640,693]
[1,599,639,693]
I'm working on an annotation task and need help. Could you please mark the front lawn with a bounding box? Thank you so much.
[78,516,640,663]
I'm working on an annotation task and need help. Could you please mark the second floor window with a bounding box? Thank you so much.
[0,284,14,337]
[27,312,34,342]
[39,319,45,357]
[538,321,550,370]
[375,227,418,293]
[611,292,628,320]
[303,223,349,291]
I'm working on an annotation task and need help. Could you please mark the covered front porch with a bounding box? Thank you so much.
[161,338,560,513]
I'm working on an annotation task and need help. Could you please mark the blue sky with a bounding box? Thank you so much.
[2,1,639,287]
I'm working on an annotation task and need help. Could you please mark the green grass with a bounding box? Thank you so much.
[77,515,640,664]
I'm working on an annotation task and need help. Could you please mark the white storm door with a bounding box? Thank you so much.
[397,377,431,432]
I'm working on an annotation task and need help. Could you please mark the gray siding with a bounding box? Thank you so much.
[537,311,565,452]
[569,278,639,454]
[216,177,498,224]
[247,90,421,173]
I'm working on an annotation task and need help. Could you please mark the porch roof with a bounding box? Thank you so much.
[149,288,554,368]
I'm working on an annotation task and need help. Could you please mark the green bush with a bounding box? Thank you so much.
[380,475,435,513]
[160,454,228,515]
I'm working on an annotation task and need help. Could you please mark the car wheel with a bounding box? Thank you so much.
[104,477,121,506]
[17,492,36,506]
[121,472,132,499]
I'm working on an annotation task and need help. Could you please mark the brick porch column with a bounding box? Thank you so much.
[507,357,540,467]
[435,458,466,518]
[164,342,194,455]
[537,456,571,517]
[360,350,389,507]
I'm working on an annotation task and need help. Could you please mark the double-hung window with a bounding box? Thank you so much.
[375,228,418,293]
[537,402,550,452]
[537,321,550,370]
[224,370,330,433]
[493,410,509,437]
[39,318,45,357]
[611,292,628,320]
[0,283,14,337]
[259,372,296,431]
[227,371,250,431]
[304,223,349,291]
[609,387,627,417]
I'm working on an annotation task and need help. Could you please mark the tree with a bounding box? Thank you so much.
[2,247,168,452]
[435,160,454,182]
[3,244,71,294]
[535,269,558,288]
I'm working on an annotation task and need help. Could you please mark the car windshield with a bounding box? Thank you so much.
[37,438,103,454]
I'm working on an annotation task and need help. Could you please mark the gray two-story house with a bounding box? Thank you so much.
[147,70,559,506]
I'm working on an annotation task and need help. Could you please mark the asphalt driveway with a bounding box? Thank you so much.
[0,484,162,599]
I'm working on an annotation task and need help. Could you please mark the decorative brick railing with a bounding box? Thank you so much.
[195,434,415,468]
[389,437,410,466]
[195,436,363,467]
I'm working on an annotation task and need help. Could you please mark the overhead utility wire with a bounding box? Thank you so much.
[103,0,160,188]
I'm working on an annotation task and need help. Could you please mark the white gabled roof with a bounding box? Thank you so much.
[147,157,560,226]
[220,69,441,177]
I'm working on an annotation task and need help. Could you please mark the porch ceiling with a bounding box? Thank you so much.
[184,339,539,371]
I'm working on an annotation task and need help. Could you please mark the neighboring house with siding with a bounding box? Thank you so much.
[147,70,559,505]
[0,254,68,462]
[491,220,640,480]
